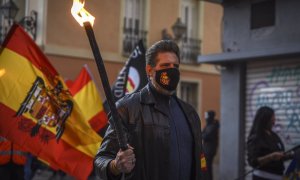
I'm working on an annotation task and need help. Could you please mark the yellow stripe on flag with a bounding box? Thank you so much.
[73,80,104,121]
[0,48,44,110]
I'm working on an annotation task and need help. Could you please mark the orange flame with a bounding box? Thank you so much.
[71,0,95,26]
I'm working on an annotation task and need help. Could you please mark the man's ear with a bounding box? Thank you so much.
[146,65,153,77]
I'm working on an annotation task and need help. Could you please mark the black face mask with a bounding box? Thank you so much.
[155,68,180,91]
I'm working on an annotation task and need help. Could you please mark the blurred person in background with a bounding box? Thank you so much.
[0,137,28,180]
[202,110,219,180]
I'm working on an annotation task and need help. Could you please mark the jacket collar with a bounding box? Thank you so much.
[140,83,171,116]
[140,83,195,114]
[140,84,198,140]
[140,83,156,105]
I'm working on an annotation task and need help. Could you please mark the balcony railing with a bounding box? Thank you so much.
[0,18,12,44]
[180,37,201,64]
[122,27,147,57]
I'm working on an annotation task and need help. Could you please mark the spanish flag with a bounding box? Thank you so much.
[66,65,108,133]
[0,24,101,180]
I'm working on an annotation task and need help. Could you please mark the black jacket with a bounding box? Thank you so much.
[247,131,285,175]
[94,84,206,180]
[202,120,219,158]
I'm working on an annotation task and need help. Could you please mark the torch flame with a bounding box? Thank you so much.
[71,0,95,26]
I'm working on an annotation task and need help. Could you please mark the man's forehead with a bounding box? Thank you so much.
[156,52,179,64]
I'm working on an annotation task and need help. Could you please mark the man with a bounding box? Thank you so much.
[94,40,206,180]
[202,110,219,180]
[0,137,28,180]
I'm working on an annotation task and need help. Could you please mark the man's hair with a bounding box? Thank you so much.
[145,40,180,67]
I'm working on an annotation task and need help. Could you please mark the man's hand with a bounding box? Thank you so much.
[109,144,136,175]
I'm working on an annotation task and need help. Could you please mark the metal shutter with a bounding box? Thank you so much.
[245,58,300,178]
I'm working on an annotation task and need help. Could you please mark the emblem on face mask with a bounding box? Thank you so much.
[160,72,170,85]
[155,68,180,91]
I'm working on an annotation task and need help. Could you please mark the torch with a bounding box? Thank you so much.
[71,0,127,150]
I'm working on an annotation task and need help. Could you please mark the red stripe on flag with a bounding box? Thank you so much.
[65,79,74,88]
[2,24,58,77]
[0,103,94,180]
[68,67,91,95]
[88,111,108,132]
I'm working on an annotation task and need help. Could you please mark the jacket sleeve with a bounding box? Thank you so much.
[202,122,219,142]
[191,110,208,180]
[94,121,122,180]
[202,126,213,141]
[94,99,130,180]
[247,135,259,168]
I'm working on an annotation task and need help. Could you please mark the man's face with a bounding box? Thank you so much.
[147,52,179,79]
[146,52,180,94]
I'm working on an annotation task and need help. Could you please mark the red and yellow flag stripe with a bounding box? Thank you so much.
[67,65,108,132]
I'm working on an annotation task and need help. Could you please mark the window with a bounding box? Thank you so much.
[123,0,147,56]
[181,0,198,39]
[180,0,201,64]
[251,0,275,29]
[179,81,199,110]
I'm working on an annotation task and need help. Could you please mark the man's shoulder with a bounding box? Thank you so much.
[117,91,141,107]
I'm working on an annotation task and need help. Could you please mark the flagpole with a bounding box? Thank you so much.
[83,21,127,150]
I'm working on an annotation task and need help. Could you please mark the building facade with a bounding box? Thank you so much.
[1,0,222,125]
